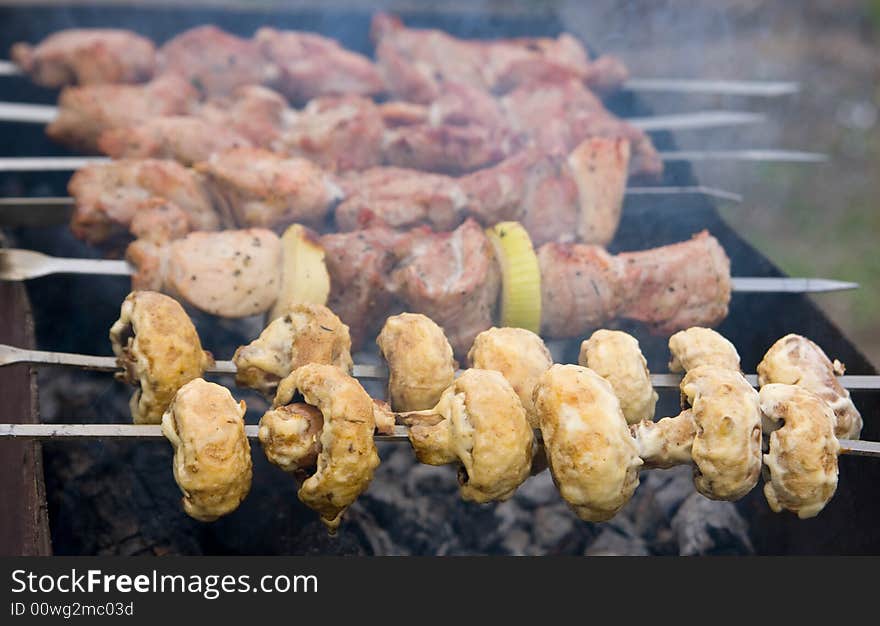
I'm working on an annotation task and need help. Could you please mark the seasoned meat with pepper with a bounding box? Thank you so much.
[502,78,660,177]
[371,12,626,101]
[47,74,198,152]
[320,227,409,347]
[256,27,384,103]
[538,231,731,337]
[11,29,156,87]
[277,95,384,172]
[97,115,252,166]
[158,25,277,97]
[68,158,219,245]
[389,219,500,356]
[335,167,467,232]
[127,228,282,318]
[198,85,287,147]
[195,147,343,230]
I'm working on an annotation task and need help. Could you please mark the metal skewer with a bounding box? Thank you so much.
[2,343,878,389]
[0,100,767,131]
[0,422,875,458]
[0,186,744,228]
[0,248,861,293]
[0,59,799,97]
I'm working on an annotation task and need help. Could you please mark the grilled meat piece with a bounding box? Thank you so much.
[11,29,156,87]
[617,231,731,334]
[320,227,407,347]
[376,312,456,412]
[233,303,353,398]
[47,74,198,152]
[467,327,553,428]
[404,369,533,503]
[277,95,384,172]
[758,334,863,440]
[579,329,657,424]
[127,228,282,318]
[109,291,214,425]
[195,147,343,230]
[335,167,467,232]
[97,116,252,166]
[371,12,625,101]
[158,25,277,97]
[534,364,642,522]
[502,78,661,178]
[389,219,500,356]
[538,231,731,337]
[256,27,384,102]
[198,85,287,147]
[162,378,252,522]
[68,158,219,245]
[759,383,840,519]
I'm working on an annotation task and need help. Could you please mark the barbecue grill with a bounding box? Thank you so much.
[0,2,877,556]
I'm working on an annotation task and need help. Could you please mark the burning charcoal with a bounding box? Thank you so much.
[533,504,577,549]
[585,528,650,556]
[646,466,695,519]
[671,493,754,556]
[500,529,532,556]
[514,469,560,509]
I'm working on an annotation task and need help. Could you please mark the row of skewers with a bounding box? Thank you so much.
[0,290,870,532]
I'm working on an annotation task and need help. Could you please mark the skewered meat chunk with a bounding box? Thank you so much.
[759,384,840,519]
[371,12,626,101]
[668,326,740,373]
[11,29,156,87]
[195,148,343,230]
[234,303,353,397]
[259,402,323,475]
[255,27,384,102]
[161,378,252,521]
[463,137,629,246]
[467,327,552,428]
[47,74,198,152]
[376,313,456,412]
[335,167,467,232]
[533,364,642,522]
[390,219,501,356]
[320,227,407,347]
[404,369,533,503]
[277,96,384,172]
[502,78,661,178]
[270,364,382,532]
[757,334,862,440]
[539,231,731,338]
[198,85,287,147]
[127,199,192,244]
[97,116,252,165]
[68,158,220,245]
[158,25,277,97]
[110,291,214,424]
[579,329,657,424]
[127,228,282,318]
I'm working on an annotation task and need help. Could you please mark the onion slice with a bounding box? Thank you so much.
[486,221,541,333]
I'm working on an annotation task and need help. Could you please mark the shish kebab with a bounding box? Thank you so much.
[0,221,859,355]
[0,294,871,529]
[0,15,798,98]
